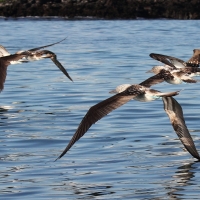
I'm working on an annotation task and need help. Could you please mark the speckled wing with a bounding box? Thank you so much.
[0,59,8,91]
[26,37,66,52]
[150,53,186,69]
[50,53,73,82]
[162,96,200,160]
[56,86,142,160]
[186,49,200,67]
[139,69,175,87]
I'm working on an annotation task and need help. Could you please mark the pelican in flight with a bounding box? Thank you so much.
[56,76,180,160]
[0,38,73,80]
[162,96,200,160]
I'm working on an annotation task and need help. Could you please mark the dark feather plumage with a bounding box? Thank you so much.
[162,96,200,160]
[56,91,139,160]
[56,84,180,160]
[25,37,66,52]
[38,50,73,82]
[0,53,28,91]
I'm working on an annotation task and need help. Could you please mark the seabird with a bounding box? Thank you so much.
[162,96,200,160]
[147,53,200,84]
[0,38,73,81]
[149,52,200,76]
[56,78,180,160]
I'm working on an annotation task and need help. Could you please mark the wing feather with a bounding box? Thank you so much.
[139,73,164,87]
[0,60,8,91]
[162,96,200,159]
[50,54,73,82]
[0,45,10,57]
[27,38,66,52]
[150,53,185,69]
[56,92,137,160]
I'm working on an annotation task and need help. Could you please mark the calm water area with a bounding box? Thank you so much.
[0,18,200,199]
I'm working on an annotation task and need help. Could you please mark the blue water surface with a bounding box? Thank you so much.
[0,18,200,199]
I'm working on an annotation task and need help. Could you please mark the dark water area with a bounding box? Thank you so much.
[0,19,200,199]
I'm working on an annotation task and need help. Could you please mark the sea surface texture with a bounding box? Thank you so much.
[0,19,200,199]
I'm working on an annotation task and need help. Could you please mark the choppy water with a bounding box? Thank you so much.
[0,18,200,199]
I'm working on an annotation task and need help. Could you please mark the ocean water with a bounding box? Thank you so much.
[0,18,200,199]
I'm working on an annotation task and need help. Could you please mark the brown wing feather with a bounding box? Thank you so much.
[150,53,178,69]
[0,54,26,62]
[0,59,8,91]
[139,72,165,87]
[50,54,73,82]
[186,49,200,67]
[56,91,138,160]
[0,54,26,91]
[162,96,200,160]
[181,67,200,73]
[182,79,197,83]
[27,37,66,52]
[139,69,175,87]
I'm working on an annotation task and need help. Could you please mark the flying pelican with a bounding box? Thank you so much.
[0,38,73,82]
[162,96,200,160]
[55,77,180,160]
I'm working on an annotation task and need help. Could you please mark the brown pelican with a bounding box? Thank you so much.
[162,96,200,160]
[55,77,180,160]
